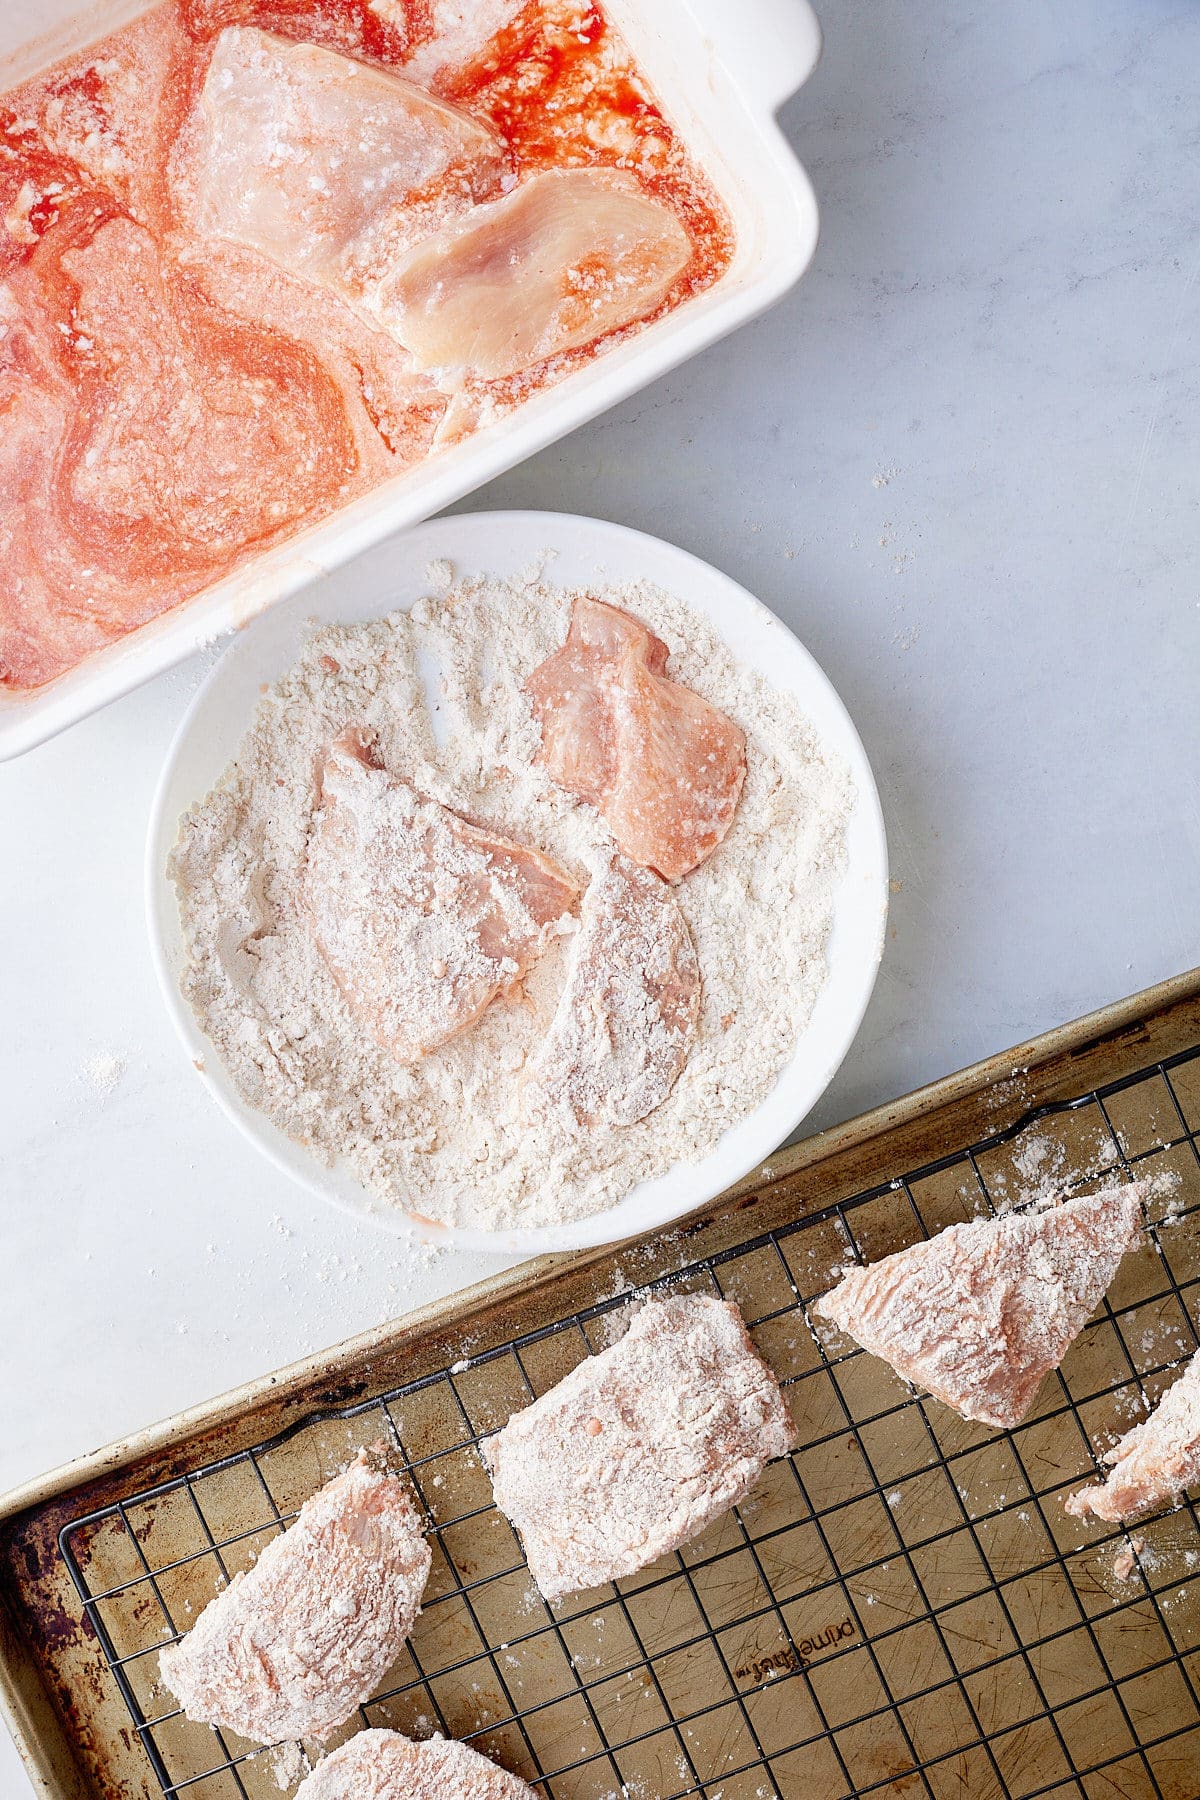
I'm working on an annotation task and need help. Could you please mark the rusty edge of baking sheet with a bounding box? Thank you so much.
[2,963,1199,1800]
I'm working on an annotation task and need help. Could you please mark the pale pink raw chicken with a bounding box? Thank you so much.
[815,1186,1147,1431]
[526,854,700,1129]
[175,27,507,305]
[483,1295,796,1602]
[526,597,747,883]
[1066,1343,1200,1522]
[176,237,448,472]
[0,214,361,688]
[158,1452,430,1745]
[377,168,691,380]
[305,730,580,1061]
[295,1728,538,1800]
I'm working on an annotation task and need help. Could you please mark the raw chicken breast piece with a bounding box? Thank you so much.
[376,168,691,380]
[815,1185,1147,1431]
[177,238,447,476]
[158,1452,430,1745]
[1066,1343,1200,1522]
[295,1727,538,1800]
[59,218,356,562]
[526,596,747,882]
[483,1295,796,1602]
[0,214,359,689]
[0,282,78,689]
[175,27,507,299]
[305,730,581,1061]
[526,854,699,1129]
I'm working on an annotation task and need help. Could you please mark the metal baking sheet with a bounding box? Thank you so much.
[4,969,1200,1800]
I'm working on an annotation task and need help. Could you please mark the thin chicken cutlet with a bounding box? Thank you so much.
[159,1452,430,1744]
[294,1728,538,1800]
[816,1184,1146,1431]
[483,1294,795,1602]
[1066,1341,1200,1523]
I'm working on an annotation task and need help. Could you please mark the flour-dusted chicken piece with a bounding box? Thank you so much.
[526,855,699,1129]
[525,597,747,883]
[158,1453,431,1745]
[295,1727,538,1800]
[375,168,691,380]
[815,1186,1147,1431]
[305,731,580,1061]
[1066,1344,1200,1523]
[175,27,507,301]
[483,1295,796,1602]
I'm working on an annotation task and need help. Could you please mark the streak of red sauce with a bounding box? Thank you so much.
[442,3,730,292]
[0,117,89,272]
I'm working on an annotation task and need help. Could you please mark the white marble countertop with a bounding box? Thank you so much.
[3,0,1199,1789]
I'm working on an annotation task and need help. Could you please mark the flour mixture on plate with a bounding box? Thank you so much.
[170,569,853,1230]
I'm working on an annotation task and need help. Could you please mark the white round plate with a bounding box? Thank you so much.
[148,512,887,1256]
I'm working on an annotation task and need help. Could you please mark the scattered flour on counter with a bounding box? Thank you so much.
[80,1049,126,1098]
[169,571,853,1230]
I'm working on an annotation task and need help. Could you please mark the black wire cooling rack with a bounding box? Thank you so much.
[59,1044,1200,1800]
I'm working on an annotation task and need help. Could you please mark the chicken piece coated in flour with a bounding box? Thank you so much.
[1066,1341,1200,1523]
[524,854,700,1129]
[525,596,746,883]
[483,1294,796,1602]
[815,1184,1147,1431]
[305,730,581,1061]
[158,1452,430,1745]
[294,1727,539,1800]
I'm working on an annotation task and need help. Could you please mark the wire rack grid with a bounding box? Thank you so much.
[58,1043,1200,1800]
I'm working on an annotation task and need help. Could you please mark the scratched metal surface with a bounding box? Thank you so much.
[4,977,1200,1800]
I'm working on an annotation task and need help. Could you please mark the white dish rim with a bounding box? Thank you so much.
[146,508,887,1255]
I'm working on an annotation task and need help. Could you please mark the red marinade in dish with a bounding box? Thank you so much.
[0,1,733,690]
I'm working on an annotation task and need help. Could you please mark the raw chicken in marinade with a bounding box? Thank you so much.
[60,218,352,559]
[483,1295,796,1602]
[0,0,734,690]
[295,1728,539,1800]
[815,1186,1147,1431]
[177,237,448,470]
[376,168,691,380]
[1066,1343,1200,1523]
[305,730,580,1060]
[158,1453,430,1745]
[175,27,507,300]
[526,596,747,882]
[525,854,700,1129]
[0,216,360,689]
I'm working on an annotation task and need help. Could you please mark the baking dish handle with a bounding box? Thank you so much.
[688,0,822,114]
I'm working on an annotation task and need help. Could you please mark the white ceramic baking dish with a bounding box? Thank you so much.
[0,0,821,760]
